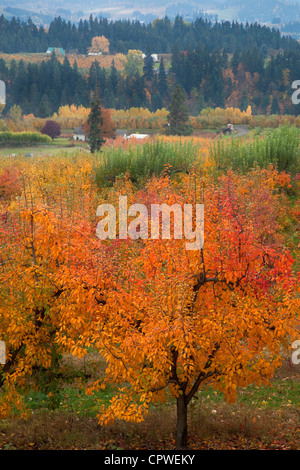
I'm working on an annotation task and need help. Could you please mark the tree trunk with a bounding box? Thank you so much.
[176,393,188,449]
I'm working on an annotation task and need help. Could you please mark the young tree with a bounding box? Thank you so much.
[9,104,22,124]
[0,158,108,416]
[122,50,144,78]
[87,93,106,153]
[168,85,192,136]
[38,94,52,118]
[41,120,61,139]
[89,168,299,449]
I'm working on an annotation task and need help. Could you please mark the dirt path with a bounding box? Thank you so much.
[234,125,250,136]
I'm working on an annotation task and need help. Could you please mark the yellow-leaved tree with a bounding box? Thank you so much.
[88,36,110,54]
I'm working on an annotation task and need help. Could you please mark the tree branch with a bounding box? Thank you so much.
[186,343,220,404]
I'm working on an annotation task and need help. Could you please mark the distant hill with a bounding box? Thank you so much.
[1,0,300,26]
[223,0,300,23]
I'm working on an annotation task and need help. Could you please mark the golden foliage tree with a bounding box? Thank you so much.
[88,36,110,54]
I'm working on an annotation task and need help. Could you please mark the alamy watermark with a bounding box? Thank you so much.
[291,340,300,365]
[291,80,300,104]
[96,196,204,250]
[0,80,5,106]
[0,341,5,365]
[1,339,299,366]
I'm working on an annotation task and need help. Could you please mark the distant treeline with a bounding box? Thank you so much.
[1,45,300,117]
[1,15,300,117]
[0,53,152,116]
[0,14,299,54]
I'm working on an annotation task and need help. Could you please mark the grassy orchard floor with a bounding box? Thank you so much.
[0,137,90,157]
[0,353,299,450]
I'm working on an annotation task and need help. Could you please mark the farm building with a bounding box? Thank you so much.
[0,80,6,105]
[46,47,66,56]
[142,53,158,62]
[126,133,149,140]
[73,126,88,141]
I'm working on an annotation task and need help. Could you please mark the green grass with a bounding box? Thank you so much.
[1,354,298,450]
[0,133,91,157]
[24,384,116,417]
[21,372,299,417]
[197,379,300,410]
[0,143,87,157]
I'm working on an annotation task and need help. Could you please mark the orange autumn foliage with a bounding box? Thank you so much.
[0,155,107,416]
[83,107,116,140]
[0,53,125,71]
[0,150,298,448]
[88,167,299,448]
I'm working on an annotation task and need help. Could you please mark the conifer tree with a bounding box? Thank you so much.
[109,60,118,94]
[87,92,105,153]
[38,94,52,118]
[143,44,154,81]
[158,57,168,97]
[168,85,192,136]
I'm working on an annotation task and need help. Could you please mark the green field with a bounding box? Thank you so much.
[0,137,89,157]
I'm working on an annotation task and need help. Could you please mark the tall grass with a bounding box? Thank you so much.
[210,126,300,174]
[93,138,200,187]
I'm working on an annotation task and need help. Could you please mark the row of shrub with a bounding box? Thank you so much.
[248,114,300,129]
[4,105,300,135]
[94,138,200,187]
[0,131,52,147]
[210,125,300,175]
[93,126,300,188]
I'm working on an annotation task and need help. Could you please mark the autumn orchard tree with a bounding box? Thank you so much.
[89,168,299,449]
[0,157,109,416]
[0,151,298,448]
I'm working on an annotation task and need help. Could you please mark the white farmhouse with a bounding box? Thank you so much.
[73,126,88,141]
[126,133,149,140]
[142,53,159,62]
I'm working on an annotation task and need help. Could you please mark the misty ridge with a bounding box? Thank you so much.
[2,0,300,25]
